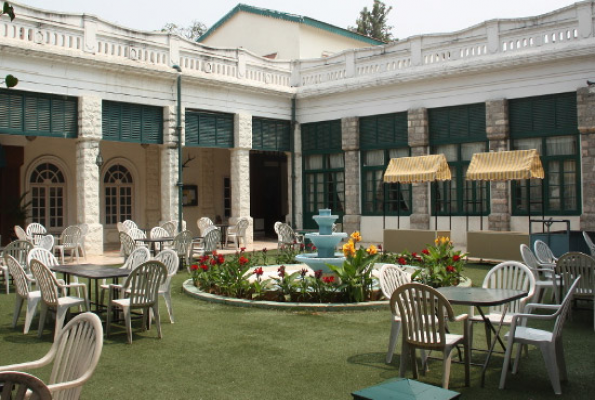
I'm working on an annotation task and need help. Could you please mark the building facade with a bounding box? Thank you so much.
[1,1,594,253]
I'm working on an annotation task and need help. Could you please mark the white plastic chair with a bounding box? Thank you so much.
[0,371,52,400]
[172,230,194,269]
[392,282,470,389]
[119,231,137,262]
[160,221,177,237]
[2,240,34,294]
[520,244,558,303]
[26,223,47,245]
[534,240,558,265]
[583,231,595,256]
[150,226,172,252]
[99,246,150,306]
[154,249,179,323]
[77,223,89,261]
[555,252,595,331]
[122,220,138,232]
[225,217,250,249]
[0,312,103,400]
[275,222,304,250]
[14,225,30,242]
[499,276,581,395]
[379,264,412,363]
[192,226,221,266]
[36,234,55,251]
[27,247,69,292]
[5,255,40,334]
[197,217,214,236]
[53,225,81,264]
[469,261,536,354]
[106,260,167,344]
[30,259,89,340]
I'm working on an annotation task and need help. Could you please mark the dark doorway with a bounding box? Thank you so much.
[250,152,287,238]
[0,145,24,245]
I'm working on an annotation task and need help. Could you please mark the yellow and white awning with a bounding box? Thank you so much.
[466,149,544,181]
[383,154,451,184]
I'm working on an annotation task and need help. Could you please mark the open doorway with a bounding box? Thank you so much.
[250,151,287,238]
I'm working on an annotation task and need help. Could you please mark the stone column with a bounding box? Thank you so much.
[76,96,103,255]
[144,145,160,228]
[291,123,303,227]
[230,113,253,243]
[486,99,511,231]
[578,87,595,231]
[342,117,360,233]
[408,108,430,229]
[160,105,180,224]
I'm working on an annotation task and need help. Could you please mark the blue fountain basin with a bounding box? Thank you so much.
[294,252,346,274]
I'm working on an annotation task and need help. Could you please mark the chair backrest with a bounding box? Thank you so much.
[122,220,138,231]
[150,226,170,240]
[160,221,177,236]
[127,227,146,240]
[78,223,89,236]
[274,221,282,235]
[583,231,595,256]
[26,223,47,245]
[28,248,59,268]
[202,226,222,253]
[391,283,455,351]
[379,264,411,300]
[154,249,179,291]
[5,255,33,299]
[59,225,82,247]
[119,231,136,258]
[30,259,61,307]
[116,221,126,233]
[0,371,52,400]
[236,218,250,235]
[197,217,214,236]
[483,261,536,314]
[123,261,167,307]
[2,240,34,269]
[277,223,297,244]
[14,225,30,242]
[172,230,194,258]
[122,247,151,271]
[48,312,104,400]
[533,240,557,265]
[36,234,55,251]
[519,244,542,280]
[556,252,595,298]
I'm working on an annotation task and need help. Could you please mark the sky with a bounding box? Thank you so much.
[17,0,578,40]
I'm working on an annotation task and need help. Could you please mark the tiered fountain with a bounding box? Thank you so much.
[295,209,348,273]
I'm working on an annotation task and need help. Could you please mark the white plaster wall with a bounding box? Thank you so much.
[298,25,376,58]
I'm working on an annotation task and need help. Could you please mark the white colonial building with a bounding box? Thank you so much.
[0,1,594,256]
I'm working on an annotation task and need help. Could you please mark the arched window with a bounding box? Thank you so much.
[29,162,66,228]
[104,164,134,225]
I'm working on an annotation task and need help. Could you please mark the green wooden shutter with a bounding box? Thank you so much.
[301,120,342,154]
[429,103,486,144]
[252,117,290,151]
[184,111,233,148]
[360,112,407,150]
[0,89,77,138]
[510,92,577,138]
[102,101,162,144]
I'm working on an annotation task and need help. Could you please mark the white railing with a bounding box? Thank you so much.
[4,1,594,89]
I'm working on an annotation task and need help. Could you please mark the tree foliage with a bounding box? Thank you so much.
[349,0,394,43]
[162,20,207,41]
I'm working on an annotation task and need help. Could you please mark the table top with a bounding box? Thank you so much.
[437,287,528,307]
[51,264,130,279]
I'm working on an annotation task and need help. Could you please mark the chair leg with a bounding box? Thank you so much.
[512,340,523,374]
[106,302,112,337]
[24,297,40,335]
[123,306,132,344]
[399,340,409,378]
[54,306,69,341]
[3,269,9,294]
[441,348,453,389]
[37,303,48,338]
[12,296,24,329]
[386,320,400,363]
[555,338,568,382]
[541,343,562,395]
[162,291,174,323]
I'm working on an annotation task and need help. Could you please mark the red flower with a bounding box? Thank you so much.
[453,255,461,262]
[446,265,456,273]
[311,246,317,251]
[300,243,305,250]
[378,244,383,251]
[315,269,323,279]
[278,266,286,278]
[210,258,217,265]
[398,257,407,265]
[411,252,417,258]
[262,248,268,253]
[253,267,264,276]
[322,276,335,284]
[217,256,225,265]
[300,268,308,277]
[212,250,218,256]
[239,256,249,265]
[240,247,246,252]
[422,249,430,255]
[190,264,199,271]
[200,264,209,271]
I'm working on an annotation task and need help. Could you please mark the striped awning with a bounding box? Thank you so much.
[466,149,544,181]
[383,154,451,183]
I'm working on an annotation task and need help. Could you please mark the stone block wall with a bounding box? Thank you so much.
[578,87,595,230]
[342,117,360,233]
[408,108,430,229]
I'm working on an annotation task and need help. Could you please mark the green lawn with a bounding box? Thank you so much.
[0,263,594,399]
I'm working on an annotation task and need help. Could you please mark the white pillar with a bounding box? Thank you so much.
[231,113,253,243]
[76,96,103,255]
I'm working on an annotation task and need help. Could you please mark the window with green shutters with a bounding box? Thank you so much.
[510,92,580,216]
[429,103,489,216]
[360,112,412,216]
[252,117,290,151]
[102,101,163,144]
[185,111,234,148]
[302,120,344,228]
[0,89,77,138]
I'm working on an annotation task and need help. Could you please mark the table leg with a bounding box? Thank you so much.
[479,304,508,387]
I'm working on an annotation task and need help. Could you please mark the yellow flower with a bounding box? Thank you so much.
[434,238,440,245]
[342,241,356,257]
[366,244,378,255]
[442,236,450,245]
[350,231,362,242]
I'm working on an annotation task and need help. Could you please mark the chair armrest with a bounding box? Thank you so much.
[524,302,561,313]
[453,313,468,322]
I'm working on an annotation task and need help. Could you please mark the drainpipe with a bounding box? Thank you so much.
[172,65,183,233]
[291,96,296,227]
